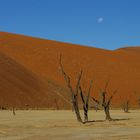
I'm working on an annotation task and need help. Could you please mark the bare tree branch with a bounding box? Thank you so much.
[104,79,110,92]
[101,91,106,106]
[79,86,85,105]
[107,89,118,107]
[85,80,93,105]
[75,70,83,96]
[92,97,100,104]
[59,54,74,95]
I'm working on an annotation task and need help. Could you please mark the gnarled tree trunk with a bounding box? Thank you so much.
[72,95,82,122]
[104,105,112,121]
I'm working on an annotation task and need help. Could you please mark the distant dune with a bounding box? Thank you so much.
[0,32,140,108]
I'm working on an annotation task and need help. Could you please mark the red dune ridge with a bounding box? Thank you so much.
[0,32,140,108]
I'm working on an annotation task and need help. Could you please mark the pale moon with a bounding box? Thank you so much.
[97,17,103,23]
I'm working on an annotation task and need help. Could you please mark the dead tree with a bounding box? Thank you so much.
[59,55,83,123]
[54,98,59,110]
[79,80,93,122]
[92,81,117,121]
[138,98,140,107]
[134,91,140,108]
[123,100,129,113]
[120,95,130,113]
[12,107,16,116]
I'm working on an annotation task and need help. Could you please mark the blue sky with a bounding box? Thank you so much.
[0,0,140,50]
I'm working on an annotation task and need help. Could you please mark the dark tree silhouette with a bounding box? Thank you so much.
[134,91,140,108]
[123,100,129,113]
[54,98,59,110]
[92,81,117,121]
[59,54,83,123]
[79,80,93,122]
[12,107,16,116]
[120,95,131,113]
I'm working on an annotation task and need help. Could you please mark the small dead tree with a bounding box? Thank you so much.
[120,95,131,113]
[138,98,140,107]
[12,107,16,116]
[134,91,140,108]
[92,81,117,121]
[79,80,93,122]
[123,100,129,113]
[59,55,83,123]
[54,98,59,110]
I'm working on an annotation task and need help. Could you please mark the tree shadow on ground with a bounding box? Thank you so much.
[83,120,105,124]
[83,118,130,124]
[111,118,130,121]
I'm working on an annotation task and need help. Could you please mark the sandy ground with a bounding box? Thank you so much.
[0,110,140,140]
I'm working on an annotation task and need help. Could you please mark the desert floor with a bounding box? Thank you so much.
[0,110,140,140]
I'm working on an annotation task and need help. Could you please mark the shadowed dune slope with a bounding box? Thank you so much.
[0,32,140,108]
[0,51,70,108]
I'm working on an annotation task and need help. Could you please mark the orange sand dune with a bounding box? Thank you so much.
[0,32,140,108]
[0,49,69,108]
